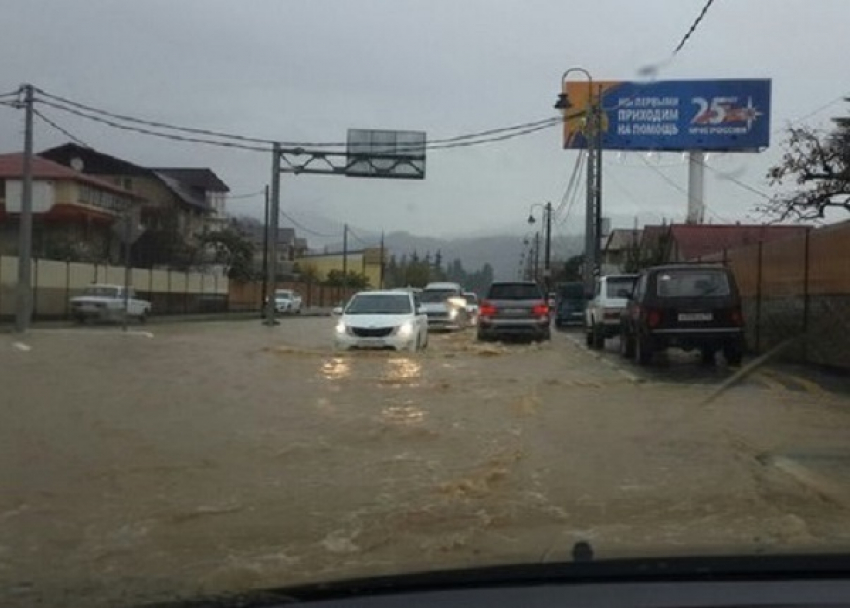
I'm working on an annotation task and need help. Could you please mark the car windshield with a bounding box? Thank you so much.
[345,294,412,314]
[606,277,636,299]
[657,270,731,297]
[420,289,456,303]
[489,283,542,300]
[5,2,850,607]
[82,286,119,297]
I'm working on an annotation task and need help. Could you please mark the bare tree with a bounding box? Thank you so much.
[761,101,850,221]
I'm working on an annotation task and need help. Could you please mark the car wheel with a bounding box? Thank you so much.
[585,328,593,347]
[138,312,147,324]
[592,324,605,349]
[700,346,716,366]
[619,330,633,358]
[723,341,743,366]
[635,332,653,366]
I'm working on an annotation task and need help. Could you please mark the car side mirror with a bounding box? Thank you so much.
[332,306,343,316]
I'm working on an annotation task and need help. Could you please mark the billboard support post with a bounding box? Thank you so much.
[687,151,706,224]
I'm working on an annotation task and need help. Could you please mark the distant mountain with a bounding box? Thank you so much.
[321,230,583,280]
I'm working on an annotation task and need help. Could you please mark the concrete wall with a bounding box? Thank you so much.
[296,249,384,288]
[0,255,229,320]
[228,280,360,312]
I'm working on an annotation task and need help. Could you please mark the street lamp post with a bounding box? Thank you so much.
[527,202,553,294]
[555,67,599,296]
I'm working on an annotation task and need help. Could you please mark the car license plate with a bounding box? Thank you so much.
[359,338,385,347]
[504,308,526,315]
[678,312,713,322]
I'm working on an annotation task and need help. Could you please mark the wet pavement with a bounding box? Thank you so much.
[2,319,850,607]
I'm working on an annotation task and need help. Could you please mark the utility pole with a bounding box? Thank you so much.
[15,84,34,333]
[594,89,604,281]
[261,185,269,307]
[263,144,281,326]
[583,90,597,297]
[534,231,541,284]
[379,230,385,288]
[544,201,552,294]
[342,223,348,293]
[122,212,132,332]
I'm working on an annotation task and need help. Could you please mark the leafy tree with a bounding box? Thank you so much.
[325,269,370,289]
[198,226,256,282]
[763,103,850,220]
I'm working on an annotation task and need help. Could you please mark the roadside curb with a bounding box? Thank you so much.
[559,329,642,384]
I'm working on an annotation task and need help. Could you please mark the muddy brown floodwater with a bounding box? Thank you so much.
[2,319,850,607]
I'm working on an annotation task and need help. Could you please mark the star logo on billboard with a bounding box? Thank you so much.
[692,96,763,129]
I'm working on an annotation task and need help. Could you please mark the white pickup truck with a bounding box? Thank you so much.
[70,284,152,324]
[585,274,638,349]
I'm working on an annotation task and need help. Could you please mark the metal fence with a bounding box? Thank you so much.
[701,222,850,370]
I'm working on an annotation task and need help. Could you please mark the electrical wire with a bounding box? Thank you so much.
[638,154,730,222]
[35,98,271,152]
[673,0,718,55]
[225,188,267,200]
[693,156,772,200]
[35,86,565,150]
[552,150,586,222]
[33,108,92,149]
[278,209,340,239]
[346,227,372,248]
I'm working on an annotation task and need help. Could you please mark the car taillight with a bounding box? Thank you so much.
[646,308,661,328]
[479,301,497,317]
[730,307,743,326]
[532,303,549,317]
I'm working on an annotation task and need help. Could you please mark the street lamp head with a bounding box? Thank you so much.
[554,92,572,110]
[527,214,536,225]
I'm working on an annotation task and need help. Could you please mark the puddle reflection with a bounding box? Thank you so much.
[381,357,422,386]
[321,357,351,380]
[381,402,427,425]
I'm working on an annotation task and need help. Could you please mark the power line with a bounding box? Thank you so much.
[278,209,340,239]
[693,156,772,200]
[556,152,586,227]
[36,98,270,152]
[225,188,267,200]
[552,149,585,223]
[33,108,92,149]
[638,155,730,223]
[34,86,565,150]
[673,0,718,55]
[773,92,850,134]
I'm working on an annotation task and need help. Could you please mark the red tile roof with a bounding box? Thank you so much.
[0,153,144,199]
[670,223,809,260]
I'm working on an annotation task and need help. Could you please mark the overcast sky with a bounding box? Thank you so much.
[1,0,847,242]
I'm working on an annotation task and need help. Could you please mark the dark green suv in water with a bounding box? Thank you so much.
[554,281,587,328]
[619,264,745,366]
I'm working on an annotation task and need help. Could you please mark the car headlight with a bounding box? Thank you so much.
[335,321,347,335]
[397,321,414,337]
[449,308,458,319]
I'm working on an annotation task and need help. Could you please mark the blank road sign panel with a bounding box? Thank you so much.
[346,129,426,179]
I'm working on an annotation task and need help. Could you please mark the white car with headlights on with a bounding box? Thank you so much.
[333,290,428,352]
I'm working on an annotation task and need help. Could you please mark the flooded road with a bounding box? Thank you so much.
[2,319,850,606]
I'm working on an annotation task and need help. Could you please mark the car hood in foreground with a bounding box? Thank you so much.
[140,551,850,606]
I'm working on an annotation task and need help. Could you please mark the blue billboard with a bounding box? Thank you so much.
[561,79,771,152]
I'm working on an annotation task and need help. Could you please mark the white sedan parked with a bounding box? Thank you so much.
[333,290,428,352]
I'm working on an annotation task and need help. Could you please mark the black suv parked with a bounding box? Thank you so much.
[619,264,745,366]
